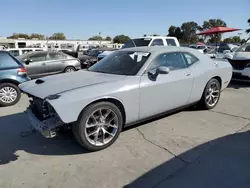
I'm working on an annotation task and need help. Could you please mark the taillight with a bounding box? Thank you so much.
[17,67,27,75]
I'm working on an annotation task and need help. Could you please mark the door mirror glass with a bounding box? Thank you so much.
[156,66,170,74]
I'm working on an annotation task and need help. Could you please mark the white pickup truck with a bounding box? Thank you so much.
[97,36,180,61]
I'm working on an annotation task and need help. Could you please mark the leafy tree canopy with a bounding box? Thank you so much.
[113,35,130,43]
[48,33,66,40]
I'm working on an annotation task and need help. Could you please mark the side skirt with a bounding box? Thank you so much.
[124,101,199,129]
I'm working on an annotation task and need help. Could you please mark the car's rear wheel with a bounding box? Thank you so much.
[0,83,21,107]
[73,102,123,151]
[64,66,76,73]
[199,78,221,109]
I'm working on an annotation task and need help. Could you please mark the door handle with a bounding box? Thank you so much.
[186,73,191,76]
[42,63,46,66]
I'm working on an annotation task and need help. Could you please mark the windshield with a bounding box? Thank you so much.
[236,43,250,52]
[232,47,239,52]
[88,50,150,75]
[122,38,152,48]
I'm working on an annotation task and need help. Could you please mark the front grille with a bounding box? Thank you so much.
[228,59,250,70]
[30,97,51,120]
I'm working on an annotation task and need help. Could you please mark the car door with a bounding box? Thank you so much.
[139,52,193,119]
[46,52,67,74]
[25,52,48,78]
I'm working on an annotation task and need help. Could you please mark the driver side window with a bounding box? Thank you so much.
[29,53,47,62]
[148,52,187,71]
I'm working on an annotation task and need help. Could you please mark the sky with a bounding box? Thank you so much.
[1,0,249,40]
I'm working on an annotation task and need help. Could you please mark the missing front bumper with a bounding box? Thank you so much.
[26,108,64,138]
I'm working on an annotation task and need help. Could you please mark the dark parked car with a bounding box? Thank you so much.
[17,51,81,79]
[0,51,30,106]
[78,49,105,68]
[58,49,78,58]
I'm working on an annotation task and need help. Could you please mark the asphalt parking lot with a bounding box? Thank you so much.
[0,81,250,188]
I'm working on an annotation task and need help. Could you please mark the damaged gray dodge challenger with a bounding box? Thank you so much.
[19,46,232,151]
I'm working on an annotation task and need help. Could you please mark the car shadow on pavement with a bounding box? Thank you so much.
[228,80,250,89]
[0,112,87,165]
[124,130,250,188]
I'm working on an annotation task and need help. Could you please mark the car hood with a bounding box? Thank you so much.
[19,70,126,99]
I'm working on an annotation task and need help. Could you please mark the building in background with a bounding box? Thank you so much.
[0,37,123,51]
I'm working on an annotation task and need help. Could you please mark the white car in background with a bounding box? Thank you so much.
[189,44,207,53]
[97,36,180,61]
[5,48,45,57]
[223,46,239,60]
[229,42,250,80]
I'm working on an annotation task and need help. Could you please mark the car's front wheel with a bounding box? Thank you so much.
[0,83,21,107]
[73,102,123,151]
[64,66,76,73]
[199,78,221,109]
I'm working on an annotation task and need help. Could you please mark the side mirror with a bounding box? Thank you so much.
[24,59,32,65]
[156,66,170,74]
[148,66,170,81]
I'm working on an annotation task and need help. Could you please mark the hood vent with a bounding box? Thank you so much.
[35,79,45,84]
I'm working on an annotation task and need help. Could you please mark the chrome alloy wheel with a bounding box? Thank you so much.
[205,81,220,107]
[85,108,119,146]
[0,86,18,104]
[65,68,75,72]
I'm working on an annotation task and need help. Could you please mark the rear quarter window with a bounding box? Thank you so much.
[0,53,19,69]
[166,39,177,46]
[182,52,199,67]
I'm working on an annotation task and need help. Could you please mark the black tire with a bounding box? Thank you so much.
[199,78,221,110]
[0,83,21,107]
[72,102,123,151]
[64,66,76,73]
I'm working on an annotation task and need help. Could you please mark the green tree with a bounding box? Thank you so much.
[49,33,66,40]
[223,38,233,43]
[168,25,176,36]
[181,21,200,43]
[201,19,227,43]
[88,36,103,41]
[29,33,45,40]
[113,35,130,43]
[246,18,250,34]
[174,27,182,40]
[105,36,112,41]
[232,36,241,43]
[7,33,29,39]
[223,36,241,43]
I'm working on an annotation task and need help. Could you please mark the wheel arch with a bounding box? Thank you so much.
[212,76,222,87]
[198,76,222,101]
[79,97,126,126]
[64,66,76,72]
[0,79,20,86]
